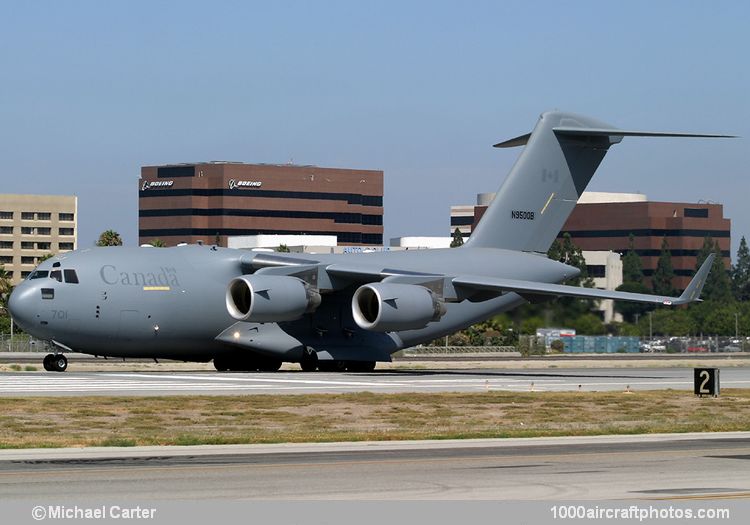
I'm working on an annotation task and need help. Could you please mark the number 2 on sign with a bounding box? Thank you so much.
[699,370,710,394]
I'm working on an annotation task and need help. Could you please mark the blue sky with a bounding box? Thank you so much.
[1,1,748,254]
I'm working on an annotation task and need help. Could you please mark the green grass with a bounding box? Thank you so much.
[0,390,749,449]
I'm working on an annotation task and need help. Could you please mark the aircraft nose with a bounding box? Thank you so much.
[7,284,36,330]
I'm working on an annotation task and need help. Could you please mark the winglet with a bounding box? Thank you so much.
[674,253,715,305]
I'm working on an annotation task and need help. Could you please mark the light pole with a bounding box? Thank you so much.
[649,311,653,343]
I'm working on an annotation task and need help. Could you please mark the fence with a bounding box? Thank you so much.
[400,346,517,356]
[0,335,48,352]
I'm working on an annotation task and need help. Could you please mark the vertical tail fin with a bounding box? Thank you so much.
[465,111,733,252]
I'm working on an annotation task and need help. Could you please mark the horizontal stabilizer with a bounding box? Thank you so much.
[553,127,737,139]
[493,126,736,148]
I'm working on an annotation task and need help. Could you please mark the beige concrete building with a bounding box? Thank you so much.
[0,194,78,284]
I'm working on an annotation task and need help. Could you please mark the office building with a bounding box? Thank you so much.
[0,194,78,285]
[139,162,383,247]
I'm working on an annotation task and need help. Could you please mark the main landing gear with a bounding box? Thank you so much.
[43,353,68,372]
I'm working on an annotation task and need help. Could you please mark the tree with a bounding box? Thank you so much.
[568,313,606,335]
[276,244,291,253]
[150,239,166,247]
[0,265,11,293]
[548,233,593,288]
[615,234,652,322]
[37,253,54,264]
[648,308,694,336]
[696,236,732,303]
[652,238,676,296]
[545,233,595,323]
[96,230,123,246]
[450,228,464,248]
[615,281,654,323]
[0,265,12,321]
[621,234,644,284]
[732,236,750,301]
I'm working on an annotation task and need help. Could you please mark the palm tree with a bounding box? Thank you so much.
[150,239,166,247]
[0,265,13,316]
[96,230,123,247]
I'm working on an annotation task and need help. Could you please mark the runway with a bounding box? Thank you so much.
[1,433,749,500]
[2,367,750,396]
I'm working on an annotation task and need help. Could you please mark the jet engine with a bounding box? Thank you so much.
[226,275,321,323]
[351,283,446,332]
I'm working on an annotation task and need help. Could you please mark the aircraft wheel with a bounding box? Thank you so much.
[257,359,282,372]
[300,347,318,372]
[42,354,54,372]
[347,361,376,372]
[318,360,346,372]
[51,354,68,372]
[300,360,317,372]
[213,357,231,372]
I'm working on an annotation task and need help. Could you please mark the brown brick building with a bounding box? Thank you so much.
[138,162,383,247]
[466,193,731,291]
[558,201,730,290]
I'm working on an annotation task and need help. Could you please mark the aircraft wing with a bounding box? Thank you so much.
[453,254,714,306]
[243,252,714,306]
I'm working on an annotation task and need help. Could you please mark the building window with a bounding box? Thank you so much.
[0,255,12,264]
[37,242,51,250]
[21,271,31,279]
[21,212,35,220]
[21,256,36,265]
[0,226,12,234]
[37,212,51,221]
[0,241,13,250]
[684,208,709,218]
[59,242,74,251]
[59,228,74,236]
[59,213,75,221]
[586,265,607,278]
[0,211,12,220]
[21,242,34,249]
[157,165,194,178]
[37,227,51,235]
[21,227,34,235]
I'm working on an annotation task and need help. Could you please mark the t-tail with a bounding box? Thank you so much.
[465,111,735,253]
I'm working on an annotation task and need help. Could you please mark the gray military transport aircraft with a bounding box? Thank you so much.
[8,111,727,372]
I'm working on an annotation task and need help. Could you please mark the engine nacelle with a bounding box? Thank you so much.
[226,274,321,323]
[352,283,446,332]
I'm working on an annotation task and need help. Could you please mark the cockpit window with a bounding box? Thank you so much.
[50,269,62,282]
[29,270,49,280]
[63,269,79,284]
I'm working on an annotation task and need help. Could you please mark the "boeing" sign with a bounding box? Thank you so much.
[229,179,262,189]
[141,180,174,190]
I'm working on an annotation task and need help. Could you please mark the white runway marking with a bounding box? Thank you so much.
[108,372,406,387]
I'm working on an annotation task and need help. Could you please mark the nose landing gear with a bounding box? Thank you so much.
[43,353,68,372]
